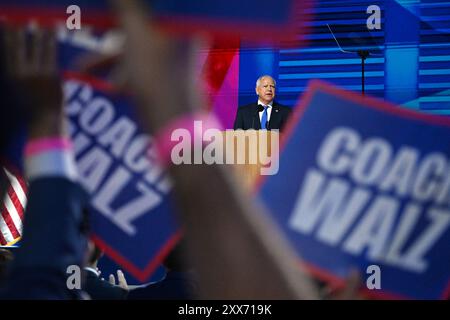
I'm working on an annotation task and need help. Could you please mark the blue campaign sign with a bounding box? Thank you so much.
[63,73,181,281]
[258,80,450,300]
[0,0,301,40]
[0,31,181,281]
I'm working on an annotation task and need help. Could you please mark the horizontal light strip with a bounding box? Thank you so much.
[280,57,384,66]
[419,83,450,89]
[278,84,384,92]
[420,69,450,75]
[280,71,384,79]
[420,55,450,62]
[419,96,450,102]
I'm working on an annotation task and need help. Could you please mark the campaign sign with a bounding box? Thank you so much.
[63,73,181,282]
[258,81,450,300]
[0,0,303,40]
[0,31,181,281]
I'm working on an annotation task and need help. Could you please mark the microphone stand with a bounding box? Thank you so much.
[327,24,382,96]
[358,50,369,96]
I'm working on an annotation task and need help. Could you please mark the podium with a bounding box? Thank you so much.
[221,130,280,191]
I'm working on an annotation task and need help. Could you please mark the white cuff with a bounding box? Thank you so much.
[25,150,78,182]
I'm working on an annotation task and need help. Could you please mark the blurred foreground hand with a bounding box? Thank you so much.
[2,24,64,138]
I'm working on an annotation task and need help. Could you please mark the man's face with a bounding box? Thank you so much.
[256,77,275,105]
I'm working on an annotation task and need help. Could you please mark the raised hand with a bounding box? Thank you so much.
[108,270,129,291]
[2,24,64,138]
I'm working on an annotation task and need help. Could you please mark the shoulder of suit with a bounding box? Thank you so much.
[237,103,258,114]
[238,103,257,109]
[273,102,292,112]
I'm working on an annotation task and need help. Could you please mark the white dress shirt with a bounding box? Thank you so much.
[84,267,100,277]
[257,99,273,122]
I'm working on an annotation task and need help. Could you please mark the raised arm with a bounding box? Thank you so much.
[1,26,87,299]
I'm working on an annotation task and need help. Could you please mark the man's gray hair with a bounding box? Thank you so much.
[256,75,276,88]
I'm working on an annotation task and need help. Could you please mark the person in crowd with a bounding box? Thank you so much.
[127,239,199,300]
[82,240,128,300]
[0,25,88,299]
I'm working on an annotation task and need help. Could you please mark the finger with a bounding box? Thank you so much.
[3,25,17,76]
[28,23,43,75]
[117,270,128,288]
[111,0,157,40]
[109,274,116,285]
[41,28,58,76]
[14,27,28,77]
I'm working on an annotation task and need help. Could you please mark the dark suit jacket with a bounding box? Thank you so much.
[233,102,292,131]
[0,177,88,299]
[127,271,198,300]
[83,269,128,300]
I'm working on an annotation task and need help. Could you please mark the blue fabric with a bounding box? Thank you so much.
[260,106,268,129]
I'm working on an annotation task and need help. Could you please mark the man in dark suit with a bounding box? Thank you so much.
[127,239,198,300]
[82,241,128,300]
[234,75,292,131]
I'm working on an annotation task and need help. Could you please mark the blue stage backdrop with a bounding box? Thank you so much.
[238,0,450,117]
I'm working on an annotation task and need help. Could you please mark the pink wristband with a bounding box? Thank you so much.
[24,137,73,157]
[153,112,223,166]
